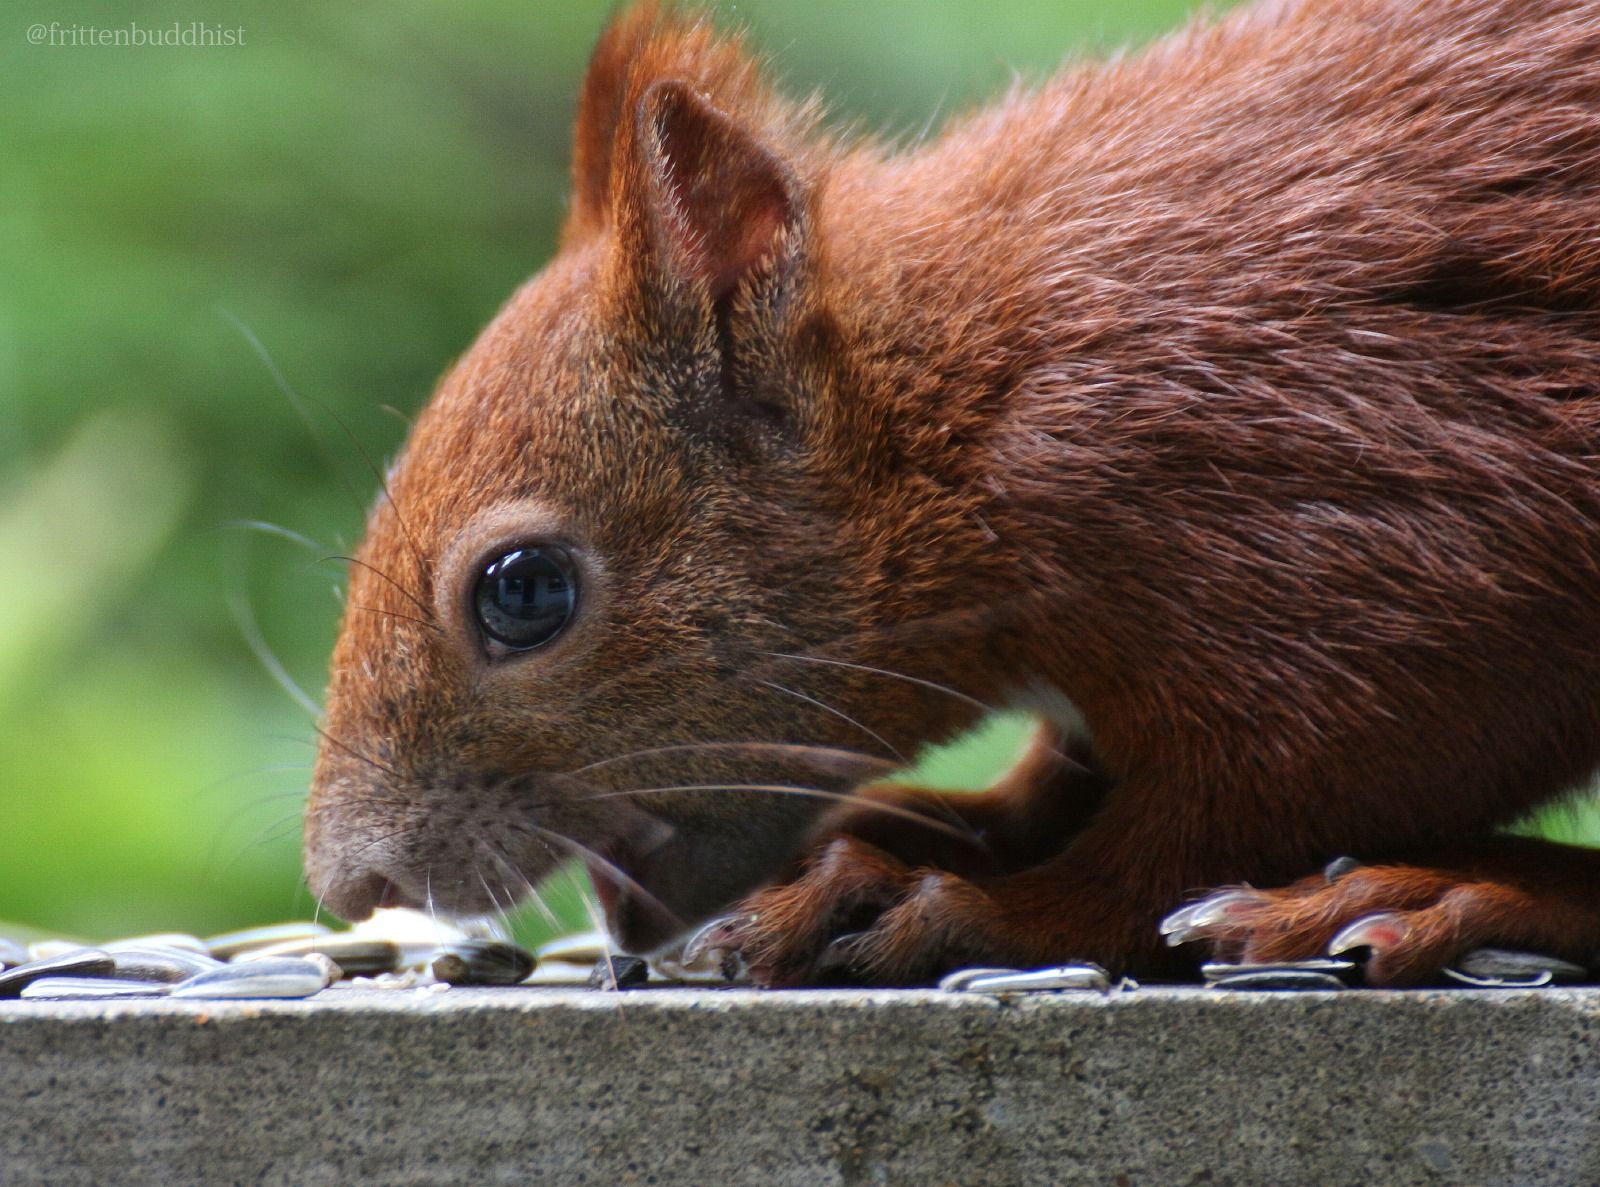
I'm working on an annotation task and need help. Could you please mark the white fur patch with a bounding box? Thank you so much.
[1010,680,1093,745]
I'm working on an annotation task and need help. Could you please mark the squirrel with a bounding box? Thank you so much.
[304,0,1600,986]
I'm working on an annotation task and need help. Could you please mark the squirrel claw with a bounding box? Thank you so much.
[1159,889,1263,946]
[679,913,748,967]
[1328,911,1410,957]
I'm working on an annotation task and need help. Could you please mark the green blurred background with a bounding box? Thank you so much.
[6,0,1595,947]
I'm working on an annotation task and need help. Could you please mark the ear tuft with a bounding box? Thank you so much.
[568,4,667,242]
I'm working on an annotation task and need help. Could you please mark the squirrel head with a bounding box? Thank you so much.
[304,5,1003,950]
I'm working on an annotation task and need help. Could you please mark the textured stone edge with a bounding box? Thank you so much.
[4,985,1600,1187]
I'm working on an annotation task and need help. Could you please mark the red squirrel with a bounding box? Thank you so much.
[304,0,1600,986]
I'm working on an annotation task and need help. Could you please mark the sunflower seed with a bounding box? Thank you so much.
[170,957,334,1000]
[28,940,92,961]
[961,964,1112,993]
[203,922,332,960]
[1448,947,1587,985]
[104,933,208,955]
[108,945,223,983]
[1201,958,1357,985]
[233,937,402,976]
[938,967,1025,992]
[303,952,342,985]
[0,949,115,997]
[1210,969,1347,991]
[589,955,649,990]
[429,940,536,986]
[536,930,612,965]
[20,977,170,1000]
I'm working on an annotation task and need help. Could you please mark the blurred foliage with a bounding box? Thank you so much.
[5,0,1589,948]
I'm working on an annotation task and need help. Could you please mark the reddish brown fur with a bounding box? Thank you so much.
[305,0,1600,985]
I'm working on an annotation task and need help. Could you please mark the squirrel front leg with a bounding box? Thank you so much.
[700,728,1208,986]
[814,722,1115,880]
[723,763,1600,986]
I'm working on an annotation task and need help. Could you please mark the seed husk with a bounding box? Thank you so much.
[171,957,334,1000]
[961,964,1112,993]
[234,937,402,976]
[1446,947,1587,986]
[1201,958,1357,985]
[1210,969,1347,991]
[103,933,208,955]
[28,940,93,962]
[204,922,332,961]
[20,977,170,1000]
[108,945,223,983]
[1452,947,1587,985]
[588,955,649,990]
[0,949,114,998]
[938,967,1025,993]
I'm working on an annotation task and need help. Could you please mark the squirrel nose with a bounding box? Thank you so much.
[316,869,417,922]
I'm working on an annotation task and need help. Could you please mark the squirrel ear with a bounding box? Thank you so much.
[630,80,803,306]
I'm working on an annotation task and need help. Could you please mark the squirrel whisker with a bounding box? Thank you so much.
[584,783,985,847]
[557,740,898,782]
[749,678,907,765]
[325,555,437,626]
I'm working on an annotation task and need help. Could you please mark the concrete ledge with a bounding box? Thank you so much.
[4,985,1599,1185]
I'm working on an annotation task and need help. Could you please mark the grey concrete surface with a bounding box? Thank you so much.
[2,984,1599,1186]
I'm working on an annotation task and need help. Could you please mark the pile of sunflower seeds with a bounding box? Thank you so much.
[0,912,759,1002]
[933,948,1592,995]
[2,915,1589,1000]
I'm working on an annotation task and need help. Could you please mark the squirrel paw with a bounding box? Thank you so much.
[695,835,1005,987]
[1161,858,1600,986]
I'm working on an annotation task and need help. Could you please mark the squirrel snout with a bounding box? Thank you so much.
[308,867,414,923]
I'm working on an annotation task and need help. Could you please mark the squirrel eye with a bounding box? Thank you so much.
[473,546,578,652]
